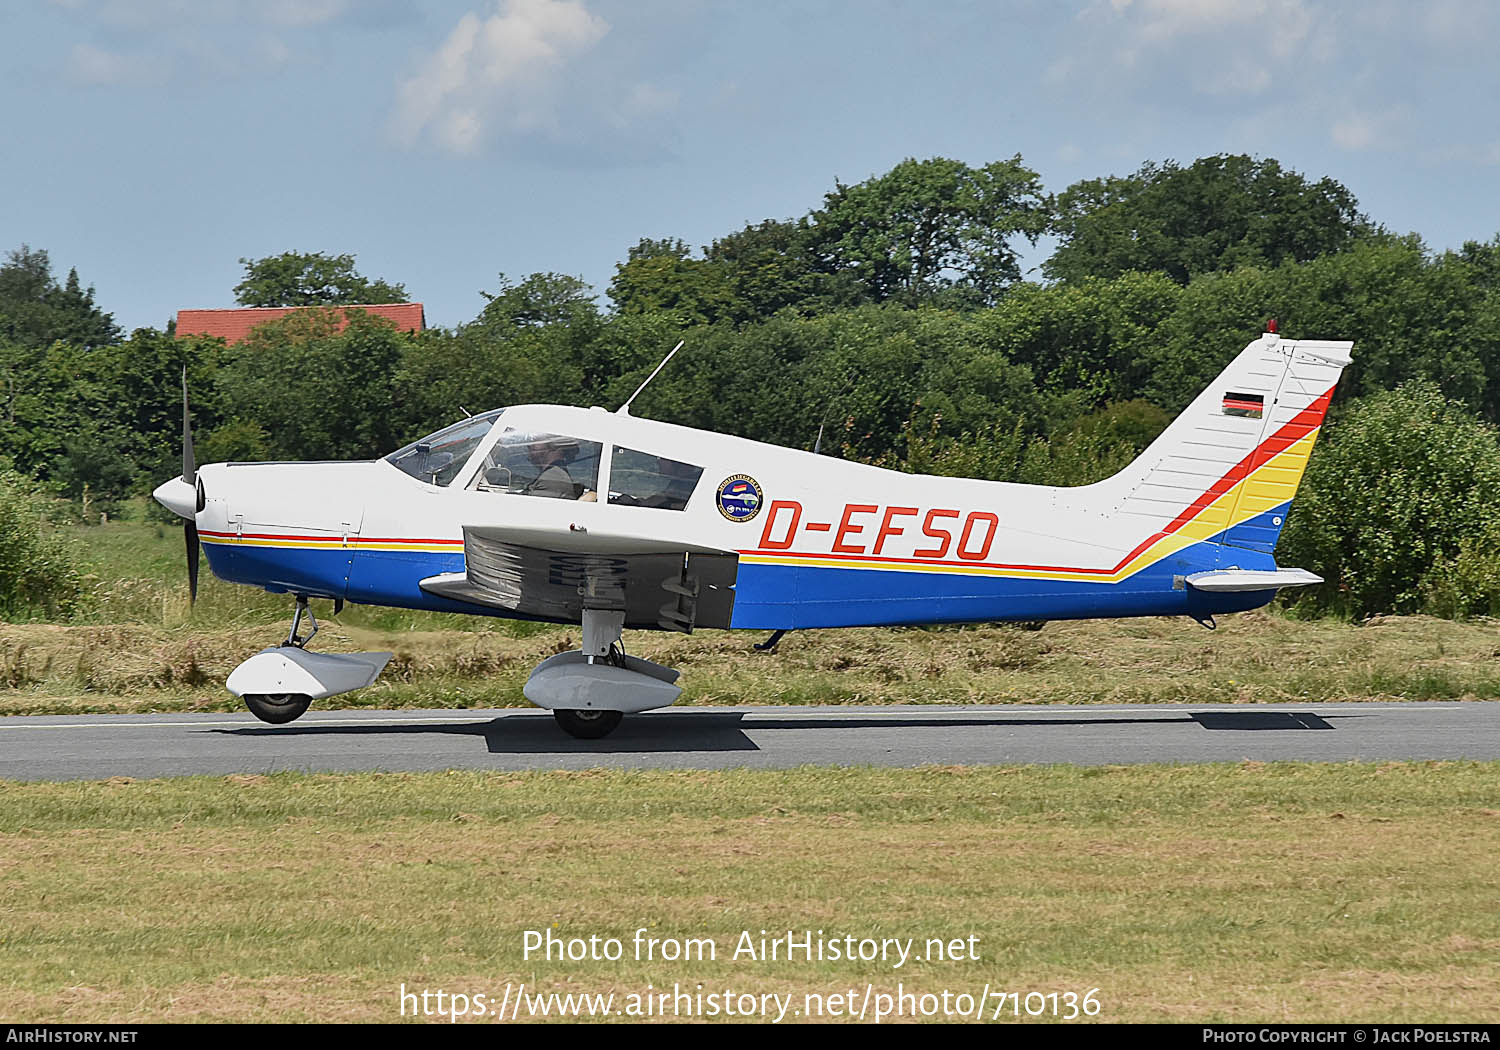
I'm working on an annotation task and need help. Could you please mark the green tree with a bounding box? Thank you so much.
[606,239,736,325]
[477,272,598,329]
[1140,238,1498,416]
[1420,519,1500,618]
[233,251,409,307]
[607,223,830,326]
[1046,155,1373,285]
[216,309,408,459]
[703,219,825,319]
[973,271,1182,405]
[806,155,1050,307]
[0,327,221,499]
[1278,382,1500,617]
[0,246,119,349]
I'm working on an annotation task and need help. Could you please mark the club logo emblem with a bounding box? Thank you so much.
[716,475,763,522]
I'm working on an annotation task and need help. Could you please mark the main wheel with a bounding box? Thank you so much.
[554,708,623,739]
[243,692,312,725]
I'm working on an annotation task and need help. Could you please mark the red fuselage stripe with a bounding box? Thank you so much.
[200,530,462,545]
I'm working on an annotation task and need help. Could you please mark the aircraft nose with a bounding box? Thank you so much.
[152,476,199,520]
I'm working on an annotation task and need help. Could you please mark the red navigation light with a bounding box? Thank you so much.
[1266,318,1279,334]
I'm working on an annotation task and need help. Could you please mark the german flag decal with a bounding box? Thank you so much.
[1222,391,1264,418]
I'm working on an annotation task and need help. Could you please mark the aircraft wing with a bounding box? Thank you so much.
[418,525,738,631]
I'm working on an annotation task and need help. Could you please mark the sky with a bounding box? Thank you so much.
[4,0,1499,333]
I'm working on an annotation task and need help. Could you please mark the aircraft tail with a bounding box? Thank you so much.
[1103,327,1353,558]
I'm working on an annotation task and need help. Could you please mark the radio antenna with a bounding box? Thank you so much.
[617,339,686,415]
[812,376,855,454]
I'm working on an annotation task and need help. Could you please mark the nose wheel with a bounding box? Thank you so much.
[554,709,623,739]
[243,692,312,724]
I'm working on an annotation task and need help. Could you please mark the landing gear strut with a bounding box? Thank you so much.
[226,596,392,726]
[283,595,318,648]
[550,609,630,739]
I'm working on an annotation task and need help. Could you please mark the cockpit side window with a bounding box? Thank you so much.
[473,429,602,501]
[385,410,503,486]
[607,447,703,511]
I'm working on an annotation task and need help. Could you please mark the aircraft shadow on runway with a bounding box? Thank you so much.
[208,708,1340,755]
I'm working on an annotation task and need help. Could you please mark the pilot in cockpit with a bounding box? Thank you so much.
[522,437,596,501]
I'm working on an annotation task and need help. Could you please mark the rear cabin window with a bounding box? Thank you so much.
[607,447,703,511]
[473,430,602,501]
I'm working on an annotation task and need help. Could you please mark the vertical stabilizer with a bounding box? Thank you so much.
[1106,330,1353,557]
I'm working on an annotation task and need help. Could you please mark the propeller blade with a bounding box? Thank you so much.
[185,520,200,605]
[181,365,196,487]
[181,366,200,605]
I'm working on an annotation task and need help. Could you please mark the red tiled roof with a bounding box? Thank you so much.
[175,303,425,344]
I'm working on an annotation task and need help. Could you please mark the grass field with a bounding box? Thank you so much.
[0,517,1496,716]
[2,762,1497,1023]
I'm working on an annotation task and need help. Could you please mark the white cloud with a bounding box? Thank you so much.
[1118,0,1312,53]
[391,0,610,154]
[65,42,162,85]
[53,0,361,85]
[1331,107,1413,152]
[51,1,349,29]
[613,81,677,125]
[1331,113,1377,151]
[260,0,349,28]
[1073,0,1324,97]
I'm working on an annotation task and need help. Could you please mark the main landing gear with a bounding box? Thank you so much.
[525,609,683,740]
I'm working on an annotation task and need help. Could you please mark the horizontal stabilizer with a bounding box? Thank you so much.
[1183,568,1323,592]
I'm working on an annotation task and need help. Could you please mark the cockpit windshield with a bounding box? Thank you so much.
[385,409,505,486]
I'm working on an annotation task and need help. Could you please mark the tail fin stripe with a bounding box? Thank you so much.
[1161,385,1334,535]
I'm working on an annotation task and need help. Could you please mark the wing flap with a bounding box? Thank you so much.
[419,527,738,630]
[464,521,731,556]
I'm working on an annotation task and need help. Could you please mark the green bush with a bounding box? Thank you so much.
[1279,382,1500,617]
[1420,520,1500,618]
[0,470,84,619]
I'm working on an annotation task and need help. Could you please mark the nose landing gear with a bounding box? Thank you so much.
[228,595,392,726]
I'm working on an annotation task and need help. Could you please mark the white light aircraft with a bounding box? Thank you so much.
[152,325,1351,738]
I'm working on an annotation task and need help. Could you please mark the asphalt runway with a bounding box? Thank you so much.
[0,701,1497,780]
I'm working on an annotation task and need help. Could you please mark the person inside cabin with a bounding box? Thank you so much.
[523,437,596,501]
